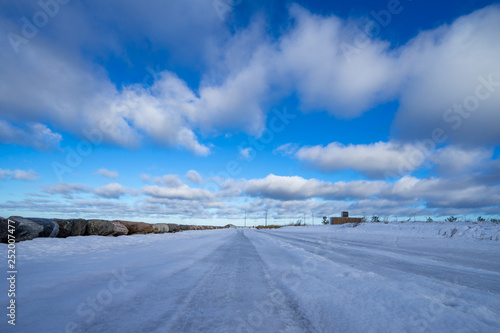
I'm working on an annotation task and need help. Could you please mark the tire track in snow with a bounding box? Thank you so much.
[75,232,235,333]
[84,229,315,333]
[260,231,500,294]
[161,229,315,333]
[277,231,500,272]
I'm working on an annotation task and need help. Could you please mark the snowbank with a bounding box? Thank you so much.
[277,221,500,241]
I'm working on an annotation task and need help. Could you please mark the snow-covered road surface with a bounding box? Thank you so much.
[2,223,500,332]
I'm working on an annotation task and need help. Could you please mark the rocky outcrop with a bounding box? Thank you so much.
[152,223,169,234]
[115,221,153,234]
[27,218,59,238]
[179,224,189,231]
[8,217,44,242]
[86,220,128,236]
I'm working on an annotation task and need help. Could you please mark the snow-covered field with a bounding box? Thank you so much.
[1,222,500,332]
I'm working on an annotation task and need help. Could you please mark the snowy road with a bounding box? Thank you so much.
[2,224,500,332]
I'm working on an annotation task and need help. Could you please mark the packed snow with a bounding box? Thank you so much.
[1,221,500,332]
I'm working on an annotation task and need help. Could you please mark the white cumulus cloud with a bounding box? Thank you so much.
[96,168,119,179]
[0,168,39,181]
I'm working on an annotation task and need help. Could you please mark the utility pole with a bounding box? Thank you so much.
[265,209,268,226]
[311,211,314,225]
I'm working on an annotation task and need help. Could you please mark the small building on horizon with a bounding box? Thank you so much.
[330,211,362,225]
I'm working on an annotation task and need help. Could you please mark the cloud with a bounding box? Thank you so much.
[94,183,127,199]
[239,147,252,160]
[285,141,496,179]
[391,5,500,145]
[142,184,214,200]
[140,174,151,183]
[0,121,62,150]
[274,143,299,156]
[0,168,39,181]
[294,141,427,177]
[0,37,210,155]
[242,173,500,212]
[153,174,183,188]
[7,170,500,220]
[43,182,130,199]
[429,146,493,176]
[243,174,388,201]
[186,170,203,184]
[117,74,211,155]
[43,182,91,198]
[389,176,500,209]
[275,5,399,117]
[196,4,500,143]
[2,4,499,152]
[96,168,119,179]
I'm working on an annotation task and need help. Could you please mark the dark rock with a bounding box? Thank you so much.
[27,218,59,238]
[152,223,169,233]
[54,219,73,238]
[179,224,189,231]
[86,220,116,236]
[167,224,180,232]
[54,219,88,237]
[71,219,88,236]
[0,217,8,243]
[116,221,153,234]
[8,217,44,242]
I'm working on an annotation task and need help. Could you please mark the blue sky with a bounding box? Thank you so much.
[1,0,499,225]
